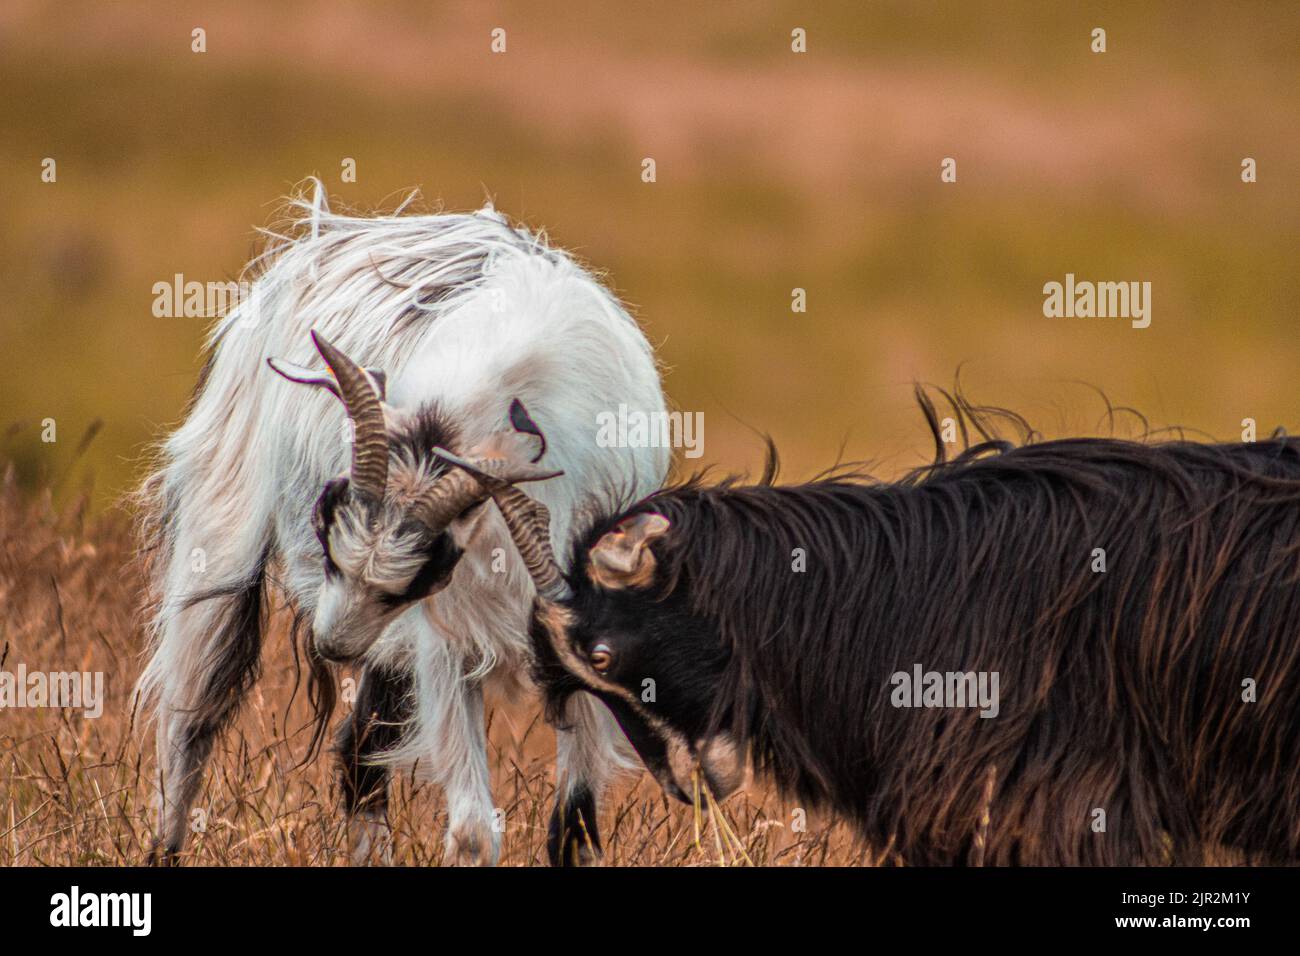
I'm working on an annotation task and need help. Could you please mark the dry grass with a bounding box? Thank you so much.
[0,464,869,867]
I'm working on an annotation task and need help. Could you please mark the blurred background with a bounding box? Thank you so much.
[1,0,1296,508]
[0,0,1296,868]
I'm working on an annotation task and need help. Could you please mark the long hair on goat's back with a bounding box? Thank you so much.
[635,386,1300,864]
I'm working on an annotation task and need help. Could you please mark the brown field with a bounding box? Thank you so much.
[0,461,866,866]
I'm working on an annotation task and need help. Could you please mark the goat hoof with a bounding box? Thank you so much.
[147,840,180,867]
[446,826,497,867]
[347,811,393,866]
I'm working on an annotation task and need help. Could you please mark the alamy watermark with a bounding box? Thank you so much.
[0,663,104,718]
[152,273,260,325]
[50,886,151,936]
[1043,273,1151,329]
[890,664,999,718]
[596,404,704,459]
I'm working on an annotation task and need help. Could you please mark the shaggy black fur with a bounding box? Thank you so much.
[547,785,601,867]
[537,391,1300,865]
[337,663,415,819]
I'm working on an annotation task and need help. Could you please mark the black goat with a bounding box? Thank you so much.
[437,394,1300,865]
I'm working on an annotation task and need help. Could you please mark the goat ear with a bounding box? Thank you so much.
[465,398,546,464]
[508,398,546,462]
[267,358,386,402]
[589,513,671,590]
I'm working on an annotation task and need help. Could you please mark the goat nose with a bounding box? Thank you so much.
[663,778,691,804]
[312,633,353,664]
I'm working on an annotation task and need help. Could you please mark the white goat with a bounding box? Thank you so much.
[136,184,669,865]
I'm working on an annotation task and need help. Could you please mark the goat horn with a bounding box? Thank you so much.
[429,447,568,600]
[311,330,389,500]
[408,467,487,531]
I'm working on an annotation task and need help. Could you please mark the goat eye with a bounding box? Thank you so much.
[589,643,613,672]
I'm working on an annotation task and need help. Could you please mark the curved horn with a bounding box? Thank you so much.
[413,449,561,531]
[311,330,389,500]
[493,485,567,600]
[429,447,568,600]
[409,467,487,531]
